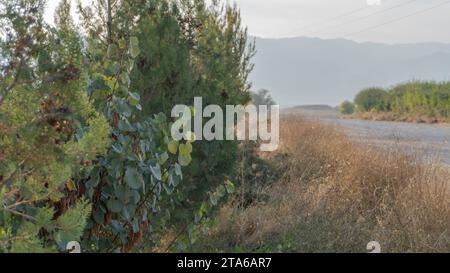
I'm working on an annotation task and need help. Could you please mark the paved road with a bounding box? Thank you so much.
[285,109,450,165]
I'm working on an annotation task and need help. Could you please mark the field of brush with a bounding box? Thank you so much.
[190,116,450,253]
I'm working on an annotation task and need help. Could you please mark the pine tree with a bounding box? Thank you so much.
[0,0,110,252]
[164,0,255,228]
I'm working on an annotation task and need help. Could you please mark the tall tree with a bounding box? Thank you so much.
[0,0,110,252]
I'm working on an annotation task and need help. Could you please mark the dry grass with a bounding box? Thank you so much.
[196,116,450,253]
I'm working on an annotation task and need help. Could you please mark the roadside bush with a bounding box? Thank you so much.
[353,81,450,121]
[388,81,450,117]
[354,87,388,112]
[339,100,355,114]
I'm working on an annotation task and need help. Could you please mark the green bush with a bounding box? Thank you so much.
[354,87,388,112]
[387,81,450,117]
[354,81,450,118]
[339,101,355,115]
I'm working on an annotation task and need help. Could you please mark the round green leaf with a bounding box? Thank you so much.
[168,140,179,155]
[225,180,235,194]
[179,143,192,156]
[129,37,140,58]
[158,152,169,165]
[107,44,118,58]
[150,164,162,180]
[107,199,123,213]
[124,167,143,190]
[178,154,192,167]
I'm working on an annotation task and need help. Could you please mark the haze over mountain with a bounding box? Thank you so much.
[250,37,450,107]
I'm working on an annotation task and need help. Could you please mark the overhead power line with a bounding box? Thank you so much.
[295,5,370,33]
[301,0,419,36]
[343,0,450,38]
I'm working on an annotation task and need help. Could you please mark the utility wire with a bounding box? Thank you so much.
[343,0,450,38]
[295,5,370,32]
[301,0,419,36]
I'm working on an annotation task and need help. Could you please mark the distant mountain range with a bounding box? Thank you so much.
[249,37,450,107]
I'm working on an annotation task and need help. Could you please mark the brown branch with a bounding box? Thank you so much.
[106,0,113,44]
[3,207,36,222]
[6,198,40,209]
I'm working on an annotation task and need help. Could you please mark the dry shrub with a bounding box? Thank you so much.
[198,116,449,253]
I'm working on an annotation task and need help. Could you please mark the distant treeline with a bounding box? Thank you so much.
[340,81,450,118]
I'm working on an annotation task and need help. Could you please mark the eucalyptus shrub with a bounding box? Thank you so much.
[84,40,197,252]
[75,1,193,252]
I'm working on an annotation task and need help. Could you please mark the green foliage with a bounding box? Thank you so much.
[130,0,194,115]
[354,81,450,118]
[387,81,450,117]
[77,0,250,252]
[1,0,254,253]
[251,89,276,106]
[127,0,255,236]
[78,7,191,252]
[339,101,355,115]
[354,87,388,112]
[0,0,110,252]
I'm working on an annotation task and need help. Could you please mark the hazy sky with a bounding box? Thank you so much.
[45,0,450,44]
